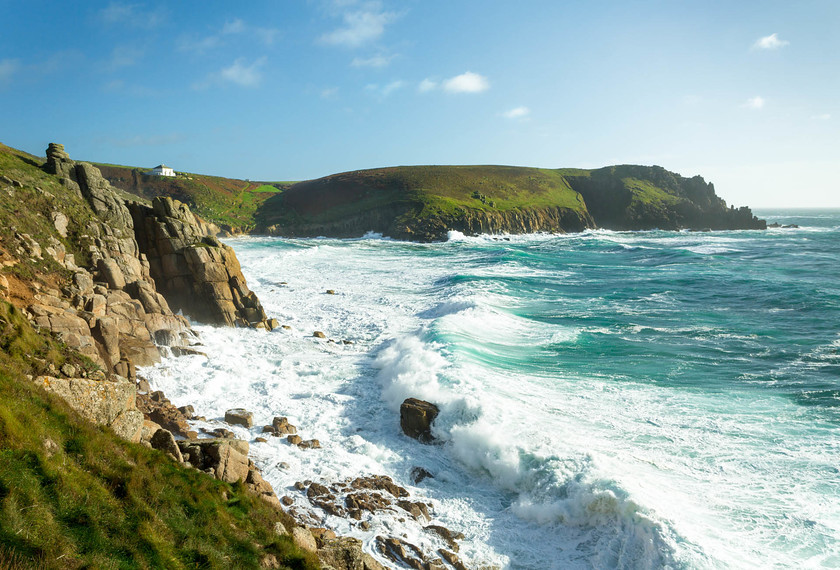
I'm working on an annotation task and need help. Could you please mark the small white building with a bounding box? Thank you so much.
[148,164,175,177]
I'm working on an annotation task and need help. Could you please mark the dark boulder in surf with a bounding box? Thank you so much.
[400,398,439,443]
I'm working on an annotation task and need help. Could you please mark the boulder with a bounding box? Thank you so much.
[291,527,318,553]
[318,537,366,570]
[400,398,439,443]
[225,408,254,428]
[32,375,142,441]
[150,428,184,463]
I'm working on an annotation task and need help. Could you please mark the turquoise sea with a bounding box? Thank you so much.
[143,209,840,568]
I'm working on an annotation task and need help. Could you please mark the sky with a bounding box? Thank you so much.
[1,0,838,207]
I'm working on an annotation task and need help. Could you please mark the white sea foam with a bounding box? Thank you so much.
[140,232,840,569]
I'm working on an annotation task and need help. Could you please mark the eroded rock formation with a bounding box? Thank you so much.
[129,197,273,328]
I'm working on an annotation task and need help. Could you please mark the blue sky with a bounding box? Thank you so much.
[1,0,837,207]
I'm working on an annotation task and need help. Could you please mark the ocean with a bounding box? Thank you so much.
[140,209,840,569]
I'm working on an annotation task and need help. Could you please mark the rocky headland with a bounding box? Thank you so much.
[0,142,473,569]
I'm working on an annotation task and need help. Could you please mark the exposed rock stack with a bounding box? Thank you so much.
[129,197,273,329]
[31,145,194,376]
[400,398,440,443]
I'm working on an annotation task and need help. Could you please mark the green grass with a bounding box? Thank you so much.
[0,299,319,569]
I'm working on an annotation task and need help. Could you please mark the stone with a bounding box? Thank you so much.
[177,405,195,419]
[52,211,69,237]
[32,376,142,441]
[255,437,268,443]
[326,289,336,295]
[291,527,317,553]
[400,398,440,443]
[287,434,302,445]
[313,331,326,338]
[97,258,126,290]
[225,408,254,428]
[150,428,184,463]
[272,416,297,435]
[318,537,366,570]
[410,467,434,484]
[274,521,289,536]
[60,363,77,377]
[424,525,464,552]
[438,549,469,570]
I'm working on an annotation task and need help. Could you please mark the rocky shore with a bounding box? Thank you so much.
[0,143,474,569]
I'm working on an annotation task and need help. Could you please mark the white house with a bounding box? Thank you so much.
[148,164,175,177]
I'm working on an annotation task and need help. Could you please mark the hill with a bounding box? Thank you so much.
[95,163,289,234]
[253,164,765,241]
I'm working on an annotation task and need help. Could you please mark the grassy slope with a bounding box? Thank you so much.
[255,165,588,228]
[0,144,318,569]
[94,164,285,233]
[0,302,318,570]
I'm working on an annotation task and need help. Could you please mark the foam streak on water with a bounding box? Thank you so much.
[141,209,840,569]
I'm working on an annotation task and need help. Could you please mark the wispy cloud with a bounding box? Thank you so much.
[351,53,396,68]
[0,59,19,85]
[365,80,404,98]
[502,106,530,119]
[179,19,279,52]
[321,4,395,48]
[442,71,489,94]
[743,96,765,109]
[811,113,831,120]
[321,87,339,99]
[194,57,267,89]
[418,78,437,93]
[753,33,789,50]
[100,2,165,29]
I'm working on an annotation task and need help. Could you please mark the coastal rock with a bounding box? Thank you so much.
[33,375,143,442]
[150,428,184,463]
[400,398,439,443]
[128,197,272,328]
[225,408,254,428]
[292,527,318,553]
[317,537,367,570]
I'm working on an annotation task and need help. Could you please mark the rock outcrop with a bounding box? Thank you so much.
[129,197,273,328]
[33,375,144,441]
[400,398,439,443]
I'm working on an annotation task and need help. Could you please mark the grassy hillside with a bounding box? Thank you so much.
[0,301,318,569]
[254,163,763,240]
[95,164,288,233]
[254,165,591,240]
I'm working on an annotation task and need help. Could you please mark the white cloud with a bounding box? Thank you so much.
[811,113,831,120]
[351,53,395,67]
[219,57,266,87]
[100,2,165,28]
[321,87,339,99]
[753,33,789,50]
[418,78,437,92]
[743,96,765,109]
[195,57,267,89]
[321,7,394,47]
[222,19,246,35]
[365,80,404,98]
[442,71,489,94]
[179,19,279,52]
[0,58,19,84]
[502,106,530,119]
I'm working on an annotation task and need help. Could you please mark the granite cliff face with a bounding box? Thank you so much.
[0,143,274,440]
[130,197,273,328]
